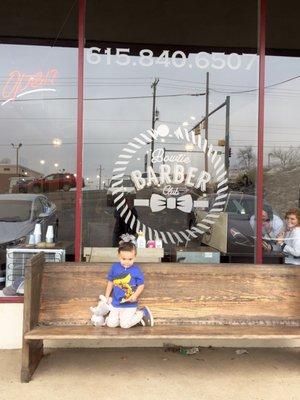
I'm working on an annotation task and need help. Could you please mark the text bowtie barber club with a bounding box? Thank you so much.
[131,148,210,213]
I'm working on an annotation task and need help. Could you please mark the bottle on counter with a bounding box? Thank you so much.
[136,231,146,248]
[147,240,156,248]
[155,238,163,248]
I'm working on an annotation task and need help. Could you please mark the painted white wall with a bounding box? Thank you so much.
[0,303,23,349]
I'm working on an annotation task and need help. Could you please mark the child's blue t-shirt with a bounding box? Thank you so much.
[107,262,144,308]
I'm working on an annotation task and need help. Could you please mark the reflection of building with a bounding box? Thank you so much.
[0,164,42,194]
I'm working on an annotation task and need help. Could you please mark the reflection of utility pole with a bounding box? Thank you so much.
[150,78,159,168]
[204,72,209,172]
[98,165,102,190]
[190,94,231,172]
[11,143,22,177]
[225,96,230,171]
[144,153,148,172]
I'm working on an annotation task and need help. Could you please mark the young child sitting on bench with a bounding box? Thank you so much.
[104,239,154,328]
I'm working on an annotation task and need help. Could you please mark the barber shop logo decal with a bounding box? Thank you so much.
[112,120,228,244]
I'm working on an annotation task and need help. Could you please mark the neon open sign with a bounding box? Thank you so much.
[1,69,58,105]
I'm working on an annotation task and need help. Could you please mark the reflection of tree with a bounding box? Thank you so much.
[270,147,300,169]
[0,158,11,164]
[237,146,256,170]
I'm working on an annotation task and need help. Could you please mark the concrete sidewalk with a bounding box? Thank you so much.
[0,348,299,400]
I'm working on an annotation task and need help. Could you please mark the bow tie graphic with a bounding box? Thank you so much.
[149,194,193,213]
[134,195,208,213]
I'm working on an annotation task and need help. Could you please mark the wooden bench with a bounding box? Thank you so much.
[21,253,300,382]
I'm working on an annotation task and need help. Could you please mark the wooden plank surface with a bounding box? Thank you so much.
[23,253,45,332]
[38,263,300,327]
[25,325,300,340]
[22,253,45,382]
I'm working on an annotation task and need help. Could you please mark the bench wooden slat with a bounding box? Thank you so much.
[38,263,300,326]
[25,325,300,340]
[21,253,44,383]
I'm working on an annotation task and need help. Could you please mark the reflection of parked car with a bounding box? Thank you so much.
[9,176,35,193]
[193,192,276,257]
[107,176,136,207]
[12,173,80,193]
[0,194,58,284]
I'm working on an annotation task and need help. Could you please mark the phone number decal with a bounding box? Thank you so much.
[86,47,256,70]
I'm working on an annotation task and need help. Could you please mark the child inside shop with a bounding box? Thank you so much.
[104,237,154,328]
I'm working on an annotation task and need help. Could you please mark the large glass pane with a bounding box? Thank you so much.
[264,55,300,265]
[83,3,260,265]
[0,10,77,296]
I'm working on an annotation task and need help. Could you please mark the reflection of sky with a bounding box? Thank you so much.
[0,44,299,185]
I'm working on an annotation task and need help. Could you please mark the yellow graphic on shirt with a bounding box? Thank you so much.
[113,273,134,303]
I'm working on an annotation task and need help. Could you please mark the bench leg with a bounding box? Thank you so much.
[21,339,43,383]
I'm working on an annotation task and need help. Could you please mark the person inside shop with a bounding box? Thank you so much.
[242,173,253,187]
[250,205,284,250]
[104,238,154,328]
[276,208,300,265]
[112,195,138,247]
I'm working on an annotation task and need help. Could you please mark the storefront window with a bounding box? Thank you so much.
[0,29,77,296]
[264,55,300,265]
[83,3,261,264]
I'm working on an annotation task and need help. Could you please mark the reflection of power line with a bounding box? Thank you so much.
[2,92,205,103]
[225,138,300,142]
[1,73,300,89]
[3,79,300,94]
[29,83,152,87]
[0,117,156,122]
[230,144,300,148]
[0,142,297,149]
[156,75,300,93]
[0,142,128,147]
[1,138,299,147]
[211,74,300,94]
[0,117,299,136]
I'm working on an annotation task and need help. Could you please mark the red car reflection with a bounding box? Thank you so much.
[12,173,83,193]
